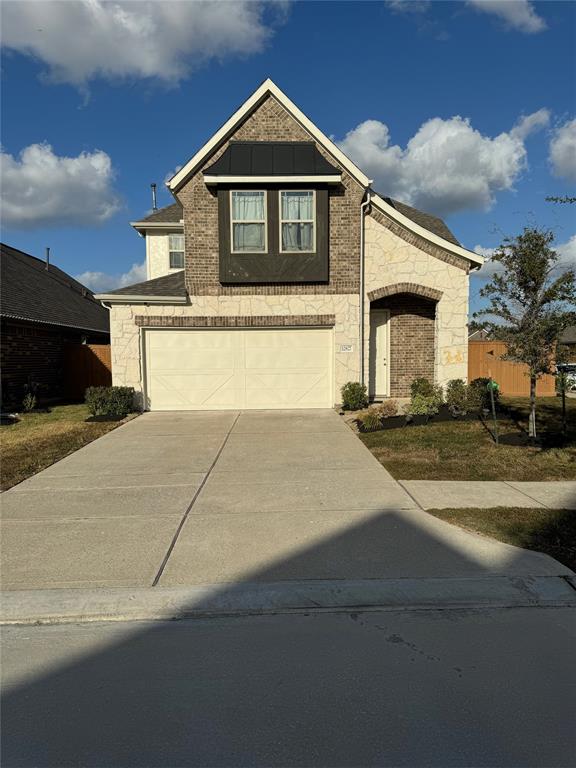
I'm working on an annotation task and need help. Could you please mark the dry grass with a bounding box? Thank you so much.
[359,396,575,481]
[0,404,123,490]
[427,507,576,572]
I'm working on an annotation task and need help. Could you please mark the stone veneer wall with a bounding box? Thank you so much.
[364,212,469,390]
[108,294,360,406]
[176,94,365,296]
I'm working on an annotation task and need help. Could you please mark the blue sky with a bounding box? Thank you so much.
[1,0,575,314]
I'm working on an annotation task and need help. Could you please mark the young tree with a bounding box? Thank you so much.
[475,227,575,440]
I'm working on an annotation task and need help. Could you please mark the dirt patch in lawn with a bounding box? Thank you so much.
[427,507,576,572]
[358,397,575,481]
[0,404,131,490]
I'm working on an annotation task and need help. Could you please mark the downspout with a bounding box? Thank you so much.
[359,189,372,387]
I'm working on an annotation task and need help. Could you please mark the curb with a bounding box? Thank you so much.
[2,576,576,626]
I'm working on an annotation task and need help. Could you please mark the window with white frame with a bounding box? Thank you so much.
[280,191,315,253]
[169,234,185,269]
[230,190,267,252]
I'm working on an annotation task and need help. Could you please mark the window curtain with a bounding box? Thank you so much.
[232,191,265,252]
[281,191,314,251]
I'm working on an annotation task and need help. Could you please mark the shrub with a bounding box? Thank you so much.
[410,377,435,399]
[406,384,443,422]
[85,386,135,417]
[445,379,468,415]
[378,399,398,418]
[358,407,383,432]
[341,381,368,411]
[468,378,499,411]
[22,392,36,412]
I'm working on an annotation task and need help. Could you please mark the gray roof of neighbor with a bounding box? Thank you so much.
[204,142,340,177]
[138,202,183,224]
[379,196,461,246]
[1,243,110,334]
[102,270,186,298]
[560,325,576,344]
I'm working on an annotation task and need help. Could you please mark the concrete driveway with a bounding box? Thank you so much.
[1,410,571,591]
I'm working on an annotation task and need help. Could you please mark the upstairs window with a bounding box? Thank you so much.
[280,191,315,253]
[169,234,185,269]
[231,190,267,253]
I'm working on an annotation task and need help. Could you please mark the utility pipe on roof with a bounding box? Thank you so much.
[359,190,372,387]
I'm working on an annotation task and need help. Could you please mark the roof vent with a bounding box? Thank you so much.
[151,183,157,211]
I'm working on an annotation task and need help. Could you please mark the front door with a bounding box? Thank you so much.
[369,310,390,398]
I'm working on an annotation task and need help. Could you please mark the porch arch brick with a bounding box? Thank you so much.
[367,283,443,304]
[369,284,441,397]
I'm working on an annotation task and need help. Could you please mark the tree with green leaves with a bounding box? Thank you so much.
[475,227,575,440]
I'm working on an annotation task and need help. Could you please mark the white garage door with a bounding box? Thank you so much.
[144,328,333,410]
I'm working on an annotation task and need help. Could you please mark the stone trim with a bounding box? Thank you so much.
[134,314,336,328]
[369,209,470,273]
[368,283,443,303]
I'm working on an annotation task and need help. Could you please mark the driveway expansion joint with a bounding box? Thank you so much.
[151,412,241,587]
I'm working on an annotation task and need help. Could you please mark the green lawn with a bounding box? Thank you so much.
[428,507,576,572]
[0,404,125,491]
[359,396,576,481]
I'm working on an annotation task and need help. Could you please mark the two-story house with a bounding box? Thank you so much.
[96,80,483,411]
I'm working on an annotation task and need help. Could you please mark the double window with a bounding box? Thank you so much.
[169,234,185,269]
[230,190,315,254]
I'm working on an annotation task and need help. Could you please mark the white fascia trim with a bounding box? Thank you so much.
[370,194,484,266]
[203,174,342,185]
[94,294,187,304]
[167,78,372,192]
[130,221,184,230]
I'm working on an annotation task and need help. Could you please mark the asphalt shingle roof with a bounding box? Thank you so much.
[1,243,110,334]
[560,326,576,344]
[102,270,186,297]
[378,196,461,246]
[139,202,183,224]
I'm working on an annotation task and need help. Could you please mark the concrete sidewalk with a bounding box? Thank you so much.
[401,480,576,510]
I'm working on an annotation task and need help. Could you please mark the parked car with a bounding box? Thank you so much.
[556,363,576,391]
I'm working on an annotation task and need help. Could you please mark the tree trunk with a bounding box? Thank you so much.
[528,375,537,440]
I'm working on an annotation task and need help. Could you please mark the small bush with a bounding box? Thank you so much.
[85,386,135,417]
[358,407,383,432]
[378,399,398,418]
[22,392,37,412]
[446,379,468,415]
[406,383,443,422]
[341,381,368,411]
[410,377,435,399]
[468,377,499,411]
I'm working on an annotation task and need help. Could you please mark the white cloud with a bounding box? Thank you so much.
[385,0,431,14]
[549,119,576,182]
[466,0,546,33]
[1,0,283,87]
[0,143,121,229]
[75,262,147,293]
[338,109,549,216]
[472,234,576,279]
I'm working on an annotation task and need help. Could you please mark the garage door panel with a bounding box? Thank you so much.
[145,328,332,410]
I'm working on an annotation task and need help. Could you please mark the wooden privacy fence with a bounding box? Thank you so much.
[63,344,112,400]
[468,341,556,397]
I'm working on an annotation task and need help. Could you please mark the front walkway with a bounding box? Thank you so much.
[1,410,572,596]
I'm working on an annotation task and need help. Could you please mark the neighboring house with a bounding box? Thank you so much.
[559,326,576,362]
[96,79,483,411]
[0,243,110,405]
[468,327,491,341]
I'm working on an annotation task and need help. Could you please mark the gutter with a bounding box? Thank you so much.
[359,189,372,387]
[94,294,188,304]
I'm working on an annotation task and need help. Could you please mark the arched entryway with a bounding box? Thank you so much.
[367,283,442,398]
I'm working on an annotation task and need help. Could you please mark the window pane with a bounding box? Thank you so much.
[169,234,184,250]
[169,252,184,268]
[282,222,314,252]
[231,191,265,221]
[233,223,265,252]
[281,191,313,221]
